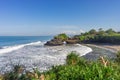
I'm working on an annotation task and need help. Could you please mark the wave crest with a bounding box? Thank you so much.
[0,41,43,54]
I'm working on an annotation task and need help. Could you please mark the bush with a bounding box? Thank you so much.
[54,33,68,41]
[66,52,80,65]
[42,52,120,80]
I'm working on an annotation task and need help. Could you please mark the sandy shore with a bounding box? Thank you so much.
[85,43,120,53]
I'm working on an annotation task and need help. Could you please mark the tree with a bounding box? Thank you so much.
[54,33,68,41]
[98,28,103,31]
[89,29,97,34]
[98,28,105,35]
[106,28,116,34]
[118,31,120,34]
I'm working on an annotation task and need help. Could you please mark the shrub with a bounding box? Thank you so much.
[66,52,80,65]
[54,33,68,41]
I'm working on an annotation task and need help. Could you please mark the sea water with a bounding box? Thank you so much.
[0,36,92,74]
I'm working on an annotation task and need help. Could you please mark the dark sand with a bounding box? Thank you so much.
[82,44,118,61]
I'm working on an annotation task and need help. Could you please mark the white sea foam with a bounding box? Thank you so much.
[0,41,43,54]
[0,42,92,74]
[26,41,43,46]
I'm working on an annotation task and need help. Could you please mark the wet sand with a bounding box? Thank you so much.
[82,43,117,61]
[101,45,120,52]
[85,43,120,52]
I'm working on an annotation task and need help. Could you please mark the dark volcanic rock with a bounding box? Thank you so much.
[66,39,78,44]
[45,39,63,46]
[45,37,79,46]
[0,47,3,49]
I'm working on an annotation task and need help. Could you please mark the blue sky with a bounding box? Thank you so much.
[0,0,120,36]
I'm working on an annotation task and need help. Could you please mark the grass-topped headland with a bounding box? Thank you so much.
[45,28,120,46]
[0,51,120,80]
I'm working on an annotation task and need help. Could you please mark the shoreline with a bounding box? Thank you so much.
[0,43,92,74]
[81,43,117,61]
[84,43,120,53]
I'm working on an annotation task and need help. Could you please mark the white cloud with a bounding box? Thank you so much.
[52,25,85,35]
[26,25,85,36]
[54,25,80,30]
[60,30,85,35]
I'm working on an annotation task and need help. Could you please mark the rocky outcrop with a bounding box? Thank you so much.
[45,39,63,46]
[65,38,79,44]
[66,39,78,44]
[45,36,79,46]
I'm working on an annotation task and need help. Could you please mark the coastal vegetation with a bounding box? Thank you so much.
[45,33,68,46]
[74,28,120,44]
[0,51,120,80]
[54,33,68,41]
[45,28,120,46]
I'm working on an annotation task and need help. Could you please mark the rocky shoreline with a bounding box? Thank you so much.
[45,38,79,46]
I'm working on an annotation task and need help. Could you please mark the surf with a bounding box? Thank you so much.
[0,41,43,54]
[0,42,92,73]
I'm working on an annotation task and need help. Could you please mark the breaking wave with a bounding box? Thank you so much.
[0,41,92,74]
[0,41,43,54]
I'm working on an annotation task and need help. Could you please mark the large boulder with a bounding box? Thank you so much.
[66,38,78,44]
[45,39,63,46]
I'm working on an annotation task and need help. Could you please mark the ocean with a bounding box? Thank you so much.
[0,36,52,47]
[0,36,92,73]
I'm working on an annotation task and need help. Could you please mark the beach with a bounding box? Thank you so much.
[86,43,120,52]
[82,43,117,61]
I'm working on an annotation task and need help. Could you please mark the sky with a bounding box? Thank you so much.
[0,0,120,36]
